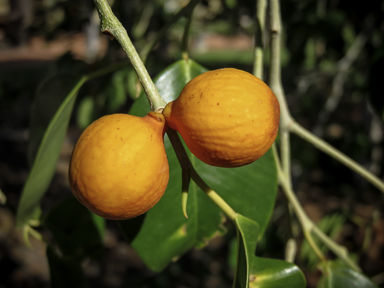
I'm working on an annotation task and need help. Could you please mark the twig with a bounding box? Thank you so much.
[269,0,293,184]
[181,8,194,62]
[312,225,361,272]
[274,144,326,261]
[269,0,362,271]
[93,0,166,111]
[290,121,384,192]
[253,0,267,79]
[268,0,299,262]
[313,29,369,136]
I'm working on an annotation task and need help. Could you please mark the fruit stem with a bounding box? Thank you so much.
[190,169,237,222]
[93,0,166,111]
[182,169,191,218]
[167,129,237,222]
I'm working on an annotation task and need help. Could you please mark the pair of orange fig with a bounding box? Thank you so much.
[68,68,280,220]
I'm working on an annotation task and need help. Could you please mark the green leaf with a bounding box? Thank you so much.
[119,59,278,271]
[44,198,104,261]
[235,214,306,288]
[16,75,86,228]
[317,261,378,288]
[47,245,89,288]
[28,75,84,164]
[105,68,128,112]
[126,68,140,100]
[76,96,95,129]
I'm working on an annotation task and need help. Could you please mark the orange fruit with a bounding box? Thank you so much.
[163,68,280,168]
[68,112,169,220]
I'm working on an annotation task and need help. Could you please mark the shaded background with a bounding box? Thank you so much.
[1,0,384,287]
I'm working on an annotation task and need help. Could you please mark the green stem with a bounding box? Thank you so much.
[280,128,292,186]
[269,0,367,271]
[268,0,292,125]
[269,0,292,186]
[253,0,267,79]
[290,121,384,193]
[181,8,194,62]
[93,0,166,111]
[84,0,200,94]
[269,0,298,262]
[273,143,296,239]
[275,159,326,262]
[190,169,237,221]
[278,186,323,263]
[276,154,360,270]
[181,169,191,218]
[285,238,297,263]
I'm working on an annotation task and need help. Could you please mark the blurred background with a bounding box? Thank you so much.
[1,0,384,287]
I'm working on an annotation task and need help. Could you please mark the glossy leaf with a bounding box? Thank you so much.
[44,198,104,261]
[317,261,378,288]
[119,59,279,271]
[47,245,89,288]
[16,75,86,228]
[235,214,306,288]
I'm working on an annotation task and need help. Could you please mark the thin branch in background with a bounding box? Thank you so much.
[85,9,102,63]
[253,0,267,79]
[266,4,384,193]
[268,0,366,271]
[311,225,361,272]
[367,102,383,175]
[269,0,292,183]
[313,28,369,137]
[132,3,154,39]
[290,120,384,192]
[268,0,298,261]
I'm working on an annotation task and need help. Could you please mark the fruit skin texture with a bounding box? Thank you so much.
[163,68,280,168]
[68,112,169,220]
